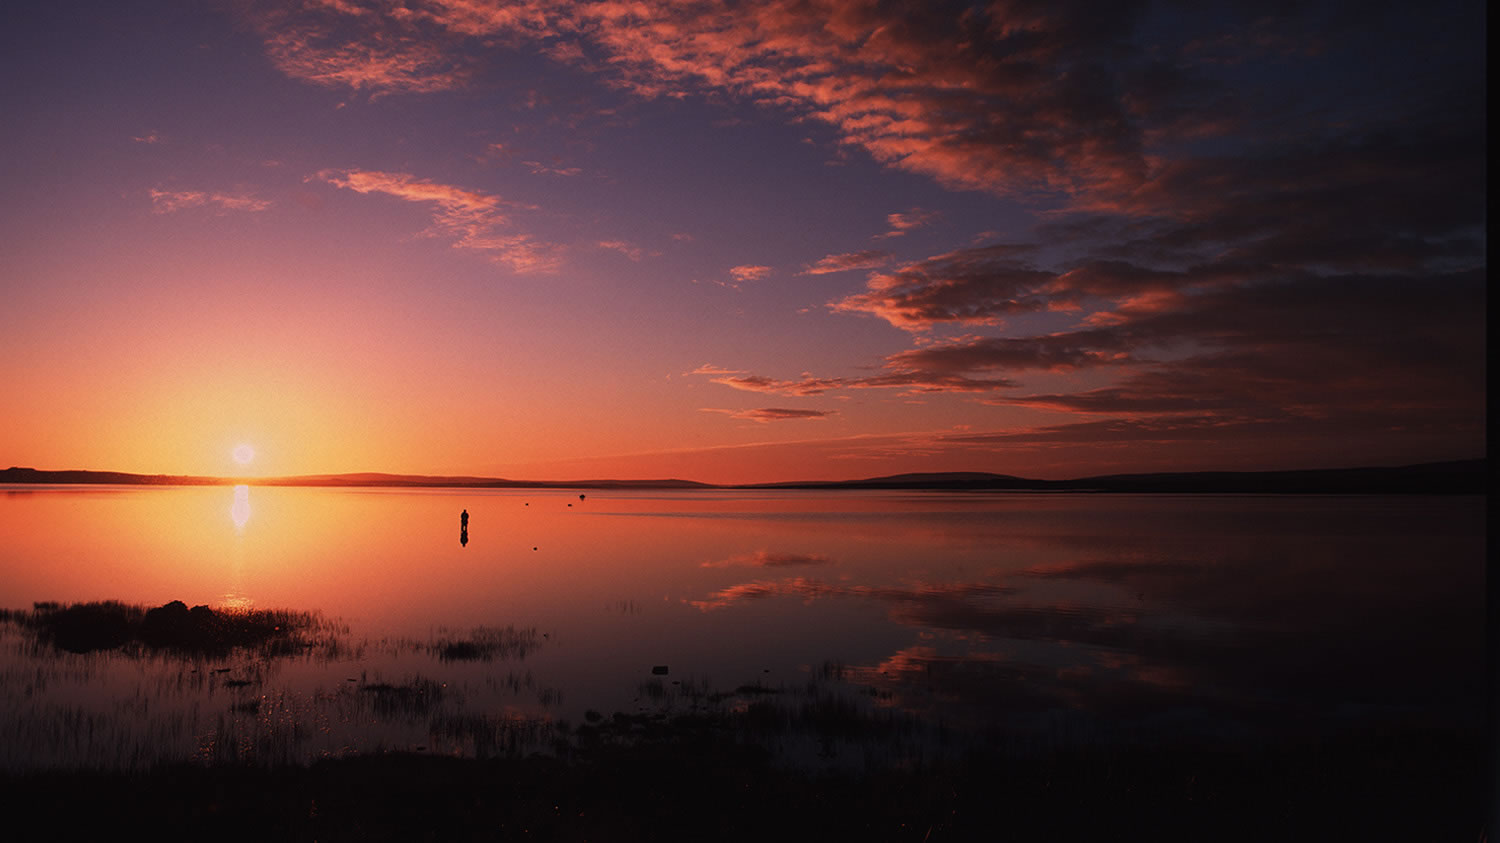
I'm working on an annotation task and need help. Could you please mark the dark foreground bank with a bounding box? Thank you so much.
[1,719,1484,842]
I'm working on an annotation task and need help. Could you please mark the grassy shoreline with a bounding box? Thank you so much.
[2,601,1487,839]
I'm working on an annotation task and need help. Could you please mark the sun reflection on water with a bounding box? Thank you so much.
[230,485,250,531]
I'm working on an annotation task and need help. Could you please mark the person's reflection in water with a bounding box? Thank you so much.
[460,526,468,547]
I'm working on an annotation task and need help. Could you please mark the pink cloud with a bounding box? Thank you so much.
[245,2,1162,198]
[318,168,561,272]
[687,364,744,376]
[524,161,583,177]
[728,264,771,282]
[799,249,890,275]
[597,240,647,261]
[875,208,940,239]
[831,245,1052,331]
[260,26,468,97]
[149,188,270,214]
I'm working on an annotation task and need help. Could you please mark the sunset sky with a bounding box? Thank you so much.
[1,1,1486,483]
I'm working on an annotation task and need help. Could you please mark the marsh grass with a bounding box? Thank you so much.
[359,677,445,717]
[429,625,542,662]
[0,601,1485,840]
[14,600,324,657]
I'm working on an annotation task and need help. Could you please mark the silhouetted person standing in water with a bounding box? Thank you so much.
[461,509,469,529]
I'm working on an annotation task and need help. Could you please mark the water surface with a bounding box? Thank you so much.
[0,485,1485,770]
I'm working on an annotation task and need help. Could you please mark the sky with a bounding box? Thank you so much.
[0,0,1486,483]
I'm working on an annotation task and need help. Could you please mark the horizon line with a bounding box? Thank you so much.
[0,458,1486,492]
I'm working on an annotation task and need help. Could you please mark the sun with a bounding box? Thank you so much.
[232,444,255,466]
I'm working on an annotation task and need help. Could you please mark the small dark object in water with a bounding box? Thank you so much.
[567,503,572,507]
[533,547,538,551]
[651,665,669,675]
[579,494,585,500]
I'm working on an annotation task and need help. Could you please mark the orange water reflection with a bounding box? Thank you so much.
[230,484,250,531]
[0,486,1487,769]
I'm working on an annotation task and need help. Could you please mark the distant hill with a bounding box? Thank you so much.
[770,460,1486,494]
[0,468,223,486]
[0,467,712,490]
[748,472,1035,490]
[0,459,1484,494]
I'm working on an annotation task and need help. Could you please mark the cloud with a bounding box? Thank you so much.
[701,550,833,568]
[702,407,836,423]
[317,168,561,272]
[705,374,840,395]
[597,240,646,261]
[800,250,890,275]
[728,264,771,282]
[830,245,1051,331]
[687,364,744,376]
[247,0,474,97]
[237,2,1192,197]
[705,369,1015,396]
[245,1,1485,467]
[149,188,270,214]
[524,161,583,177]
[886,336,1133,375]
[876,208,940,239]
[541,1,1170,197]
[695,331,1132,396]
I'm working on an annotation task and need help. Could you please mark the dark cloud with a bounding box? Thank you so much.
[800,250,891,275]
[703,370,1016,396]
[830,245,1051,330]
[876,208,941,239]
[701,407,837,422]
[250,0,1485,467]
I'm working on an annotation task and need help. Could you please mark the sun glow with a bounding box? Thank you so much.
[232,444,255,466]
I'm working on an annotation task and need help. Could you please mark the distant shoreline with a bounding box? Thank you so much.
[0,459,1485,495]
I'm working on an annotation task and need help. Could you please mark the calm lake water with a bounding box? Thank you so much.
[0,485,1486,771]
